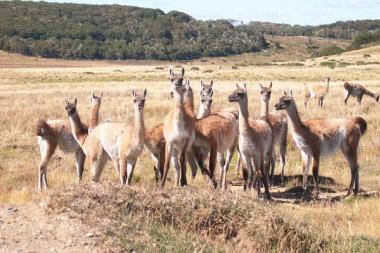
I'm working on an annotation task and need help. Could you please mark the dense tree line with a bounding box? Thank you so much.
[0,1,267,60]
[0,1,379,61]
[346,30,380,51]
[249,20,380,40]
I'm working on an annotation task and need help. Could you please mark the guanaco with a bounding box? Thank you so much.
[275,89,367,198]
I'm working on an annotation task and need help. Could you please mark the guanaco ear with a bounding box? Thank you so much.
[210,79,213,87]
[74,98,77,105]
[209,89,214,98]
[100,91,103,99]
[132,88,136,97]
[91,90,94,100]
[269,82,273,88]
[185,78,190,89]
[282,89,287,96]
[200,78,204,87]
[64,98,69,105]
[169,66,173,77]
[243,82,247,91]
[143,88,147,98]
[200,89,204,97]
[259,82,263,89]
[235,83,240,89]
[180,66,185,78]
[289,89,294,98]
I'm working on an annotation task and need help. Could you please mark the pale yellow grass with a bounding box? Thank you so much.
[0,49,380,245]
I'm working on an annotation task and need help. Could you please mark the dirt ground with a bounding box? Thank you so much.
[1,184,375,253]
[0,201,102,252]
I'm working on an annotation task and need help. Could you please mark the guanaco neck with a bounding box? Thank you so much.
[89,102,101,132]
[285,100,307,137]
[134,105,145,142]
[237,97,251,137]
[69,111,88,147]
[173,89,187,124]
[197,101,210,119]
[364,88,378,98]
[184,92,195,119]
[260,98,270,122]
[324,80,329,92]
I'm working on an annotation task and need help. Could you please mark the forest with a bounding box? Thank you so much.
[0,1,379,61]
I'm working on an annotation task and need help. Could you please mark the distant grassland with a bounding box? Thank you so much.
[0,45,380,251]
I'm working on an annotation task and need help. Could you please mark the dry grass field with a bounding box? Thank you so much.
[0,42,380,252]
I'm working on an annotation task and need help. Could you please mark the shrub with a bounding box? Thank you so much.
[339,62,352,67]
[190,67,200,71]
[319,61,336,69]
[312,45,344,58]
[202,69,213,73]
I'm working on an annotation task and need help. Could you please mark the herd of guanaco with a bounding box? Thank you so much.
[36,67,378,200]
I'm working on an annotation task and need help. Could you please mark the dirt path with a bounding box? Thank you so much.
[0,201,101,253]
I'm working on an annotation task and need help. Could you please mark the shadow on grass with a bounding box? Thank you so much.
[230,174,378,205]
[270,174,377,204]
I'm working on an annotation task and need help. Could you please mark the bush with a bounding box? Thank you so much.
[346,31,380,51]
[319,61,336,69]
[190,67,200,71]
[312,45,344,58]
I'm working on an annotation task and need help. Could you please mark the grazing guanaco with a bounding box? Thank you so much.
[35,91,103,189]
[343,82,379,105]
[259,82,288,185]
[65,89,146,184]
[228,82,273,199]
[161,67,196,188]
[275,90,367,198]
[304,77,330,108]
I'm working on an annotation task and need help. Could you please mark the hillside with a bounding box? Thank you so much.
[0,1,267,61]
[0,36,351,68]
[0,1,379,62]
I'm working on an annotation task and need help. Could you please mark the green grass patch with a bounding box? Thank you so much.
[319,61,336,68]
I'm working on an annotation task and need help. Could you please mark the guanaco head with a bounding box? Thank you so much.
[228,82,247,103]
[200,88,213,111]
[200,78,213,96]
[132,88,147,111]
[169,66,185,91]
[259,82,272,102]
[169,78,192,98]
[64,98,77,117]
[275,90,293,111]
[183,79,194,103]
[91,90,103,107]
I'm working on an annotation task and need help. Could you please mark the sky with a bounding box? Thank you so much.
[30,0,380,26]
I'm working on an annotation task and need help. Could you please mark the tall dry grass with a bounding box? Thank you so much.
[0,47,380,251]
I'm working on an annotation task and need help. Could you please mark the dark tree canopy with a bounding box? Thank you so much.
[0,1,268,60]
